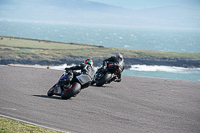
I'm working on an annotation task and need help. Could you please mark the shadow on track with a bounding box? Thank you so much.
[90,84,115,89]
[32,95,63,100]
[90,85,107,88]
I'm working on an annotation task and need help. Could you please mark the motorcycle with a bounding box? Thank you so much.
[92,63,120,86]
[47,70,92,99]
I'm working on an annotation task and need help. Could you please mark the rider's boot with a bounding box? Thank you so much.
[114,79,121,82]
[91,79,96,85]
[54,84,62,94]
[63,72,73,90]
[107,77,116,84]
[63,83,71,90]
[114,73,122,82]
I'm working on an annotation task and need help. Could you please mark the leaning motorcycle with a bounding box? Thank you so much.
[47,70,92,99]
[93,63,120,86]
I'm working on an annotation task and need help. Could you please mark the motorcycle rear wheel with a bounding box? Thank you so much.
[96,72,112,86]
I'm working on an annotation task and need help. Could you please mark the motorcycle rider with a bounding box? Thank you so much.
[62,58,95,90]
[93,53,125,84]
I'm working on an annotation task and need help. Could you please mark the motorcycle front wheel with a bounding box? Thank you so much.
[47,84,56,96]
[96,72,112,86]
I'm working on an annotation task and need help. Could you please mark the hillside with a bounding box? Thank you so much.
[0,36,200,68]
[0,0,199,28]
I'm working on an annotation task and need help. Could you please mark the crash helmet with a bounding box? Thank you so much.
[115,53,123,60]
[84,58,93,66]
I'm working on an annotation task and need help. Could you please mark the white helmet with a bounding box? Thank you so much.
[115,53,123,60]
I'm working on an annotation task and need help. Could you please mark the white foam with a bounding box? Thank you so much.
[50,64,200,75]
[50,63,98,72]
[130,65,200,74]
[50,63,76,70]
[124,45,130,48]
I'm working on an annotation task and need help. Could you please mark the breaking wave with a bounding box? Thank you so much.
[49,64,200,81]
[130,65,200,74]
[50,63,98,71]
[50,64,75,70]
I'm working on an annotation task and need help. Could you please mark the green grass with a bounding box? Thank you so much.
[0,117,65,133]
[0,37,95,50]
[0,36,200,61]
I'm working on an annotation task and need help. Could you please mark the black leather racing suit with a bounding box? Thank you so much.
[103,56,125,80]
[65,63,95,83]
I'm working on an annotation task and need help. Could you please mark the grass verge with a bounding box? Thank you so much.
[0,117,65,133]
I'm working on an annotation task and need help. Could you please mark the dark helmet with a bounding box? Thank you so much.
[115,53,123,60]
[84,58,93,66]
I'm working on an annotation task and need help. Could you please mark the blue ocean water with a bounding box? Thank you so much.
[0,21,200,81]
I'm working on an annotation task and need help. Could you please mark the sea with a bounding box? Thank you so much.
[0,20,200,81]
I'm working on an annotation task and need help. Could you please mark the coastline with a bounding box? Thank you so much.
[0,35,200,68]
[1,56,199,69]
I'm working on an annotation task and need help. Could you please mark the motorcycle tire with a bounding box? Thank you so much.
[47,84,56,96]
[91,79,96,85]
[96,72,112,86]
[61,82,81,99]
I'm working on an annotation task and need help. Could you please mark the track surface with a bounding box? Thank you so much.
[0,66,200,133]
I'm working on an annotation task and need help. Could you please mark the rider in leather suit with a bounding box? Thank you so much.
[91,53,124,85]
[102,53,125,82]
[63,59,95,89]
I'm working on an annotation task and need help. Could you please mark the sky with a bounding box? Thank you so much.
[87,0,200,9]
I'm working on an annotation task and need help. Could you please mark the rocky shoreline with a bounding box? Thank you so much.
[1,56,200,69]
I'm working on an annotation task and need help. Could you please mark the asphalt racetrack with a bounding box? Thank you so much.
[0,66,200,133]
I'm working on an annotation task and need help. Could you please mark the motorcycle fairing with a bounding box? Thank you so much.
[53,86,62,95]
[76,74,92,85]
